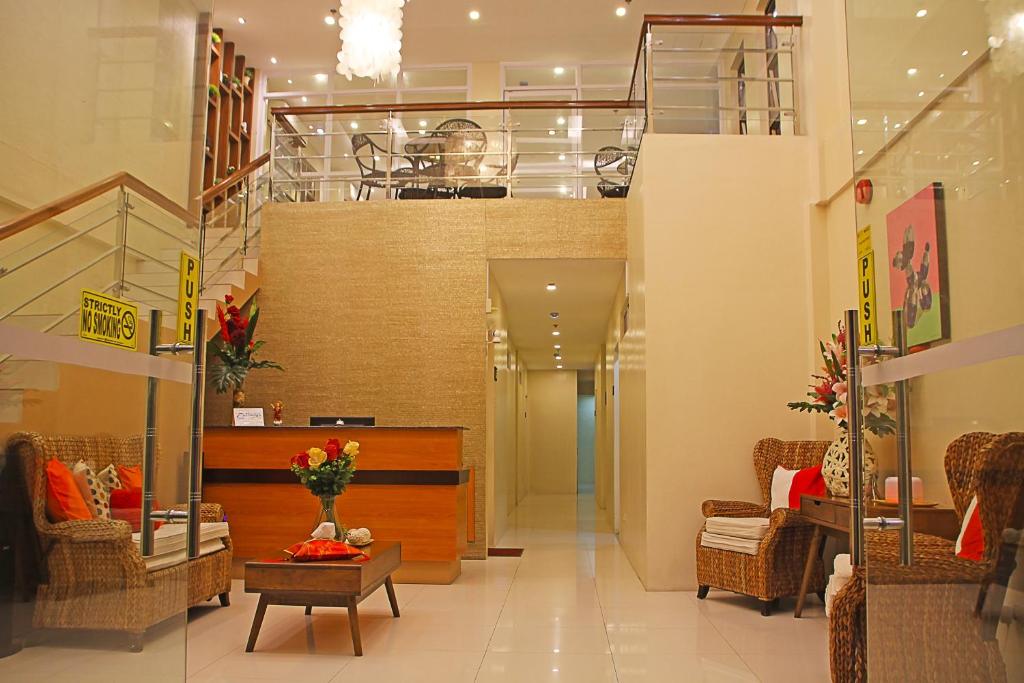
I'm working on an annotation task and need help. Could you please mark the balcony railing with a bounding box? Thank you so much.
[629,14,803,135]
[268,99,643,201]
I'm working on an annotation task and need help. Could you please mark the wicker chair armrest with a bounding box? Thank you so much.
[45,518,132,543]
[768,507,814,529]
[701,500,767,518]
[168,503,226,524]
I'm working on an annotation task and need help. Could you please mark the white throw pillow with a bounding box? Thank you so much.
[72,461,111,519]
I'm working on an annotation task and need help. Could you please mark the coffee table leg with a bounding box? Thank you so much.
[795,525,824,618]
[347,596,363,656]
[385,576,400,618]
[245,595,269,652]
[304,605,312,616]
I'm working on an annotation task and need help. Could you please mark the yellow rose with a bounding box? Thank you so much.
[307,447,327,469]
[343,440,359,456]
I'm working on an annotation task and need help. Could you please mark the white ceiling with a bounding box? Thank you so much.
[210,0,747,73]
[490,259,624,371]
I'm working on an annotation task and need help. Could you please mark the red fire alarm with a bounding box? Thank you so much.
[855,178,873,204]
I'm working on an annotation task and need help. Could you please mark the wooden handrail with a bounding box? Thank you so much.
[202,152,271,205]
[270,99,643,117]
[273,113,308,148]
[629,13,803,102]
[0,172,196,242]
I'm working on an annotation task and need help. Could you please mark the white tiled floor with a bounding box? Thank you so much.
[0,494,830,681]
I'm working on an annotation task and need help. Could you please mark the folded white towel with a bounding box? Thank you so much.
[705,517,771,540]
[700,531,762,555]
[833,553,853,578]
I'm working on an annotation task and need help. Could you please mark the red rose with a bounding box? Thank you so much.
[227,305,240,317]
[224,294,234,304]
[292,452,310,468]
[230,329,246,348]
[325,440,339,461]
[238,317,249,330]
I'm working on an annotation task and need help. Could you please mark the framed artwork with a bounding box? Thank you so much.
[885,182,950,348]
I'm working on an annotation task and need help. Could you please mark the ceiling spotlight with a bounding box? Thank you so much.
[556,364,564,369]
[616,6,627,17]
[419,119,427,126]
[287,79,293,84]
[237,16,246,24]
[554,344,561,349]
[550,312,559,319]
[325,9,337,25]
[906,67,918,76]
[301,95,308,102]
[308,124,314,130]
[558,153,566,161]
[916,9,928,18]
[857,149,864,156]
[918,90,925,97]
[469,9,481,20]
[856,118,867,125]
[894,122,902,129]
[548,129,556,136]
[270,56,278,64]
[961,49,969,56]
[314,73,328,83]
[557,116,566,125]
[553,66,565,75]
[552,330,561,336]
[350,121,359,129]
[316,127,325,135]
[546,282,557,291]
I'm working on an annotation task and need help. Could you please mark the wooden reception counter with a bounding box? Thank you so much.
[202,426,470,584]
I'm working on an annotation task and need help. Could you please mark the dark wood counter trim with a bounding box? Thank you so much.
[204,468,470,486]
[205,425,468,431]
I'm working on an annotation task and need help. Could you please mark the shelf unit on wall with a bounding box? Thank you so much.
[204,28,257,208]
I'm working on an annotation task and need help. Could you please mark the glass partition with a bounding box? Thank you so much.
[846,1,1024,681]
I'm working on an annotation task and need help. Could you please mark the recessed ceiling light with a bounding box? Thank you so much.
[918,90,925,97]
[469,9,480,20]
[270,56,278,64]
[308,124,314,130]
[287,79,293,84]
[916,9,928,18]
[615,6,627,17]
[550,312,559,318]
[906,67,918,76]
[857,149,864,156]
[558,153,566,161]
[962,49,969,56]
[856,118,868,125]
[894,122,902,129]
[939,73,945,78]
[314,73,328,82]
[301,95,308,102]
[556,365,563,370]
[350,121,359,129]
[237,16,246,24]
[553,66,565,75]
[419,119,427,127]
[972,160,981,166]
[552,330,561,336]
[554,344,561,349]
[316,127,324,135]
[557,116,566,125]
[548,129,556,136]
[546,283,557,291]
[324,11,337,25]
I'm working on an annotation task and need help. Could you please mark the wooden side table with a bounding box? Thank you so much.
[244,540,401,655]
[794,495,959,618]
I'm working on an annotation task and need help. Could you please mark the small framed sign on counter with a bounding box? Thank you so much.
[233,408,265,427]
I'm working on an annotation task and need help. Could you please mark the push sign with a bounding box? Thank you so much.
[177,251,200,344]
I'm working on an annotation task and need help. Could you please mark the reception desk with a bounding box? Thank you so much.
[202,426,470,584]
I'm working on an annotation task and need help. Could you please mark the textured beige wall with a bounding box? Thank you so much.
[526,370,579,495]
[206,199,626,558]
[486,274,521,544]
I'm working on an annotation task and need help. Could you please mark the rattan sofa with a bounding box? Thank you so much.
[828,431,1024,683]
[696,437,831,615]
[6,432,233,651]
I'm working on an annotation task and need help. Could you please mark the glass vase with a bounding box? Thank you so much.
[311,494,346,540]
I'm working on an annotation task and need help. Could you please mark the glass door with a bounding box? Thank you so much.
[846,1,1024,680]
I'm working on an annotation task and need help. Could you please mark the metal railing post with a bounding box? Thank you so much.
[385,113,394,200]
[187,311,207,559]
[504,110,513,199]
[241,176,251,256]
[140,309,161,557]
[268,119,276,201]
[644,25,656,134]
[114,189,131,296]
[893,309,914,566]
[845,309,865,566]
[198,210,207,292]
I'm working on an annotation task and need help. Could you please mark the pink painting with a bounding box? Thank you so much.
[885,183,950,348]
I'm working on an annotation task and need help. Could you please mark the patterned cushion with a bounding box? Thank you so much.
[72,460,111,519]
[96,464,122,492]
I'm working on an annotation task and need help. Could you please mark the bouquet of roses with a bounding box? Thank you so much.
[787,320,897,437]
[290,438,359,497]
[209,293,282,399]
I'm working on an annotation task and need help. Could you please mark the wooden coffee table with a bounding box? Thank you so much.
[243,540,401,655]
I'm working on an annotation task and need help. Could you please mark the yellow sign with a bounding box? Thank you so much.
[176,251,200,344]
[857,226,878,345]
[79,289,138,350]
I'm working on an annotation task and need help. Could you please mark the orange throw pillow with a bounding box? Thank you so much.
[45,459,93,522]
[116,465,144,492]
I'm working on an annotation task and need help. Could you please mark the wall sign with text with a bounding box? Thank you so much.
[857,226,878,345]
[79,289,138,350]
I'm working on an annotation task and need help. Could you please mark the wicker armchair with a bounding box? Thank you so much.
[828,431,1024,683]
[696,438,830,615]
[6,432,233,651]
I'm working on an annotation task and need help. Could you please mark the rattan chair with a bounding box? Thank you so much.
[828,431,1024,683]
[696,437,830,615]
[351,133,415,200]
[594,146,635,198]
[6,432,233,651]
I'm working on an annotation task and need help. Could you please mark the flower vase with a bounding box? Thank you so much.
[311,495,346,541]
[232,388,246,408]
[823,431,878,499]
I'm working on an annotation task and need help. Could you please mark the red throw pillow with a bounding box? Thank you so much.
[116,465,144,492]
[955,495,984,561]
[109,488,162,532]
[284,540,367,562]
[45,459,93,522]
[770,465,826,511]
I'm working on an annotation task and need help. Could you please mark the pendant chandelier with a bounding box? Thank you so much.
[335,0,407,82]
